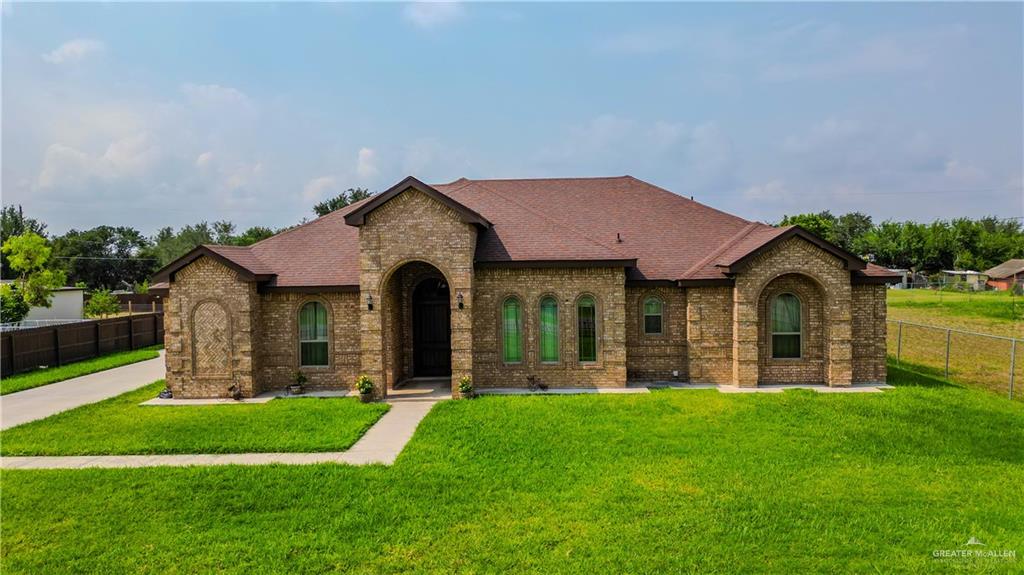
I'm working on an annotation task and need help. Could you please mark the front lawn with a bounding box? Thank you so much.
[0,381,390,455]
[2,365,1022,573]
[0,345,163,395]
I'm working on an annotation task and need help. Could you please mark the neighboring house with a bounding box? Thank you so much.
[153,175,898,399]
[17,286,84,321]
[940,270,989,291]
[887,269,911,289]
[984,259,1024,291]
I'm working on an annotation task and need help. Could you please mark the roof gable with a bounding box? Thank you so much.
[716,226,867,274]
[152,245,276,284]
[344,176,491,228]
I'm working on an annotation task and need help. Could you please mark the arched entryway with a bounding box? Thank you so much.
[379,261,454,394]
[412,278,451,376]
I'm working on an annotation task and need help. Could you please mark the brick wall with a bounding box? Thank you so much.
[685,286,734,383]
[851,284,887,383]
[473,266,627,388]
[256,291,360,392]
[165,256,259,398]
[625,286,687,381]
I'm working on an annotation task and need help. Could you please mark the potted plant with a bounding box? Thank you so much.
[289,371,307,395]
[458,375,475,399]
[355,374,374,402]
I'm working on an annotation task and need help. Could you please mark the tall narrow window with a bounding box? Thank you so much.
[643,297,663,335]
[577,296,597,362]
[771,293,801,359]
[540,297,559,363]
[502,298,522,363]
[299,301,329,366]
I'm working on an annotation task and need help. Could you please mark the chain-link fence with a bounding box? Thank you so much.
[888,319,1022,401]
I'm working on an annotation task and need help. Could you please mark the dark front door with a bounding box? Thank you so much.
[412,278,451,377]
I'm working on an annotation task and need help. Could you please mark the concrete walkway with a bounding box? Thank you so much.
[1,394,440,469]
[1,351,166,430]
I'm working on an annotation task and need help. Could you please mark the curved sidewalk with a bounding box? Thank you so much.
[1,352,166,430]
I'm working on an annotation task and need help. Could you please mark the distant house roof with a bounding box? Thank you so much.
[941,270,987,276]
[152,175,900,289]
[984,259,1024,279]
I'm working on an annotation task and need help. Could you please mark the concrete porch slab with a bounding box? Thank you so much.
[140,389,354,406]
[477,387,649,396]
[652,382,894,394]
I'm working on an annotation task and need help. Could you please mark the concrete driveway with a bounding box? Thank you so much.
[1,351,166,430]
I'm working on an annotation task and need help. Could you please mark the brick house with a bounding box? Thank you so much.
[153,176,897,399]
[984,259,1024,291]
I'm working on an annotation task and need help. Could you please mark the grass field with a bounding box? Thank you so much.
[0,345,163,395]
[0,381,390,456]
[2,364,1021,573]
[887,289,1023,401]
[887,289,1023,338]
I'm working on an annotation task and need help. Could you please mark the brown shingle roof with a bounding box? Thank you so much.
[154,175,900,288]
[984,259,1024,279]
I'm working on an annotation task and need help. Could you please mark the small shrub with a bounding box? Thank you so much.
[355,374,374,395]
[458,375,474,398]
[85,289,120,318]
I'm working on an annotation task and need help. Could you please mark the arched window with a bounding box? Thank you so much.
[539,296,559,363]
[299,301,329,366]
[577,296,597,362]
[502,297,523,363]
[771,293,801,359]
[643,297,664,335]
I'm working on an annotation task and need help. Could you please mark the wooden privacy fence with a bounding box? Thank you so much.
[0,313,164,378]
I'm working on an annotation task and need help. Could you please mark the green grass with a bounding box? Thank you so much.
[0,381,391,456]
[888,289,1024,338]
[2,365,1022,573]
[0,345,163,395]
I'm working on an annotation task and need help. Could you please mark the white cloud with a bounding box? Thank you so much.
[36,133,159,189]
[195,151,214,169]
[402,2,464,29]
[180,83,252,109]
[41,38,104,64]
[303,176,337,201]
[356,147,378,179]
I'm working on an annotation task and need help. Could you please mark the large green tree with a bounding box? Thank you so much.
[148,221,280,267]
[313,188,372,217]
[0,232,67,322]
[1,205,47,279]
[52,226,157,290]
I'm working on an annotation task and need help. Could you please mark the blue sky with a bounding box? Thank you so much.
[3,2,1022,236]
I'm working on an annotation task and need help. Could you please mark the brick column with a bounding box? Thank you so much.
[732,287,759,387]
[825,285,853,387]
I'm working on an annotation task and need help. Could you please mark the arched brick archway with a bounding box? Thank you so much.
[756,273,826,384]
[378,261,454,388]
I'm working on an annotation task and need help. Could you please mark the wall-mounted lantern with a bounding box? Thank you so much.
[456,292,464,310]
[366,294,374,311]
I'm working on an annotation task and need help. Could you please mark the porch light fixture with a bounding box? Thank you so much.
[456,292,464,309]
[367,294,374,311]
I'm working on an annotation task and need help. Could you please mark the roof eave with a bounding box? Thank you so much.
[475,258,637,269]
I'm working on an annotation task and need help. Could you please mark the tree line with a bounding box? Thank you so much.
[778,211,1023,272]
[0,188,370,322]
